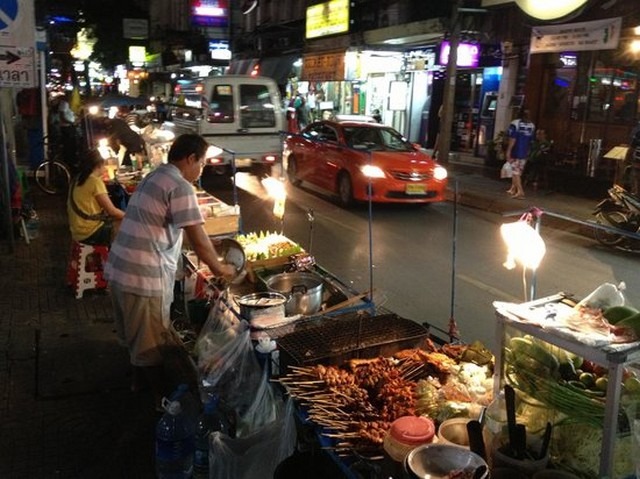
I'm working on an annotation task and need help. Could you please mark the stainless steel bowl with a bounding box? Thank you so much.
[405,443,489,479]
[214,238,246,272]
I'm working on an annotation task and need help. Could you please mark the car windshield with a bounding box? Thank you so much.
[343,126,414,152]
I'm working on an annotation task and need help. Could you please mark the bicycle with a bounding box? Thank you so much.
[34,137,72,195]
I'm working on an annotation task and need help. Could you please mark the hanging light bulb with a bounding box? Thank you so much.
[500,218,546,271]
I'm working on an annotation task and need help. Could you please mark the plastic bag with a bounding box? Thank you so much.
[209,375,297,479]
[500,161,513,179]
[576,281,627,310]
[195,295,263,415]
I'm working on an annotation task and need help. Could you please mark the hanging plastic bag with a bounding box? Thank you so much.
[576,281,627,310]
[195,295,262,415]
[500,161,513,179]
[209,372,297,479]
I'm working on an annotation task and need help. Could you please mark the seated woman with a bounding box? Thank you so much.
[67,149,125,246]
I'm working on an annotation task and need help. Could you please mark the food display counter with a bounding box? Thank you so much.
[494,293,640,478]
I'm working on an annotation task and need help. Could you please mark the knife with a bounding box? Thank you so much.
[504,384,518,457]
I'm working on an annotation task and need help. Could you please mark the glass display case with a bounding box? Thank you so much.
[493,293,640,478]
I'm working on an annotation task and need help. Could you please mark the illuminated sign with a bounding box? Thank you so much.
[306,0,349,39]
[208,40,231,61]
[439,42,481,68]
[191,0,229,28]
[128,46,146,66]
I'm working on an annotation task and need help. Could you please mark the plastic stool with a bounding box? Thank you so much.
[66,240,109,298]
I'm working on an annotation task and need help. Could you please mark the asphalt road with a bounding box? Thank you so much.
[202,172,640,353]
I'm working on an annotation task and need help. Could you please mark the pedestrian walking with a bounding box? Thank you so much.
[104,134,237,410]
[505,108,535,199]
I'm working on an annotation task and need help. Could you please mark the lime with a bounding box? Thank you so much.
[579,372,596,388]
[595,377,608,392]
[624,376,640,393]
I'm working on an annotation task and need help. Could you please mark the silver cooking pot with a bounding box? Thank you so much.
[236,292,288,321]
[265,272,323,316]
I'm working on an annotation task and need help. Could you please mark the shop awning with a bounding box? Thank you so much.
[258,54,299,85]
[228,58,259,75]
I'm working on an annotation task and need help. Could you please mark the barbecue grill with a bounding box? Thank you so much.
[276,312,430,370]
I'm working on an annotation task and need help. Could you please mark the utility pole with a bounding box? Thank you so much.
[437,0,461,165]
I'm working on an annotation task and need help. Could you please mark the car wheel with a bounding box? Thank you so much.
[287,156,301,186]
[337,172,353,207]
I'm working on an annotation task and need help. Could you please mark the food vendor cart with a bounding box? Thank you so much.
[494,293,640,478]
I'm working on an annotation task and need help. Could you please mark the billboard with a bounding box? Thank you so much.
[191,0,229,28]
[439,42,481,68]
[306,0,349,39]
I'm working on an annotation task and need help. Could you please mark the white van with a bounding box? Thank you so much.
[163,75,285,175]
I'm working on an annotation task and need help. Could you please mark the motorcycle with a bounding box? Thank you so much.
[593,184,640,251]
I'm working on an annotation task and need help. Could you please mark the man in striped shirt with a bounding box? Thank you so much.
[105,134,236,407]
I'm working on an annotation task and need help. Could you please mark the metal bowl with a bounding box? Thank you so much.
[214,238,246,272]
[405,443,489,479]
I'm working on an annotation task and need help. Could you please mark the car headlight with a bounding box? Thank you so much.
[361,164,386,178]
[433,165,448,181]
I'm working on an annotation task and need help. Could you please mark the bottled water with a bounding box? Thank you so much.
[155,397,195,479]
[193,395,229,479]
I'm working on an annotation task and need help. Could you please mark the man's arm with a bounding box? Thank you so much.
[183,224,236,280]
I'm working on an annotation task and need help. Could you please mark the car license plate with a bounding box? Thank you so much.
[234,158,253,168]
[405,183,426,195]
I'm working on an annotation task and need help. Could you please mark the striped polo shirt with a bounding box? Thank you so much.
[104,163,204,296]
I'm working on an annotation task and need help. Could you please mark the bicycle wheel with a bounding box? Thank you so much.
[594,210,628,246]
[35,161,71,195]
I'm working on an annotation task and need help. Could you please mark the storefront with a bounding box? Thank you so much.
[526,13,640,189]
[404,43,503,152]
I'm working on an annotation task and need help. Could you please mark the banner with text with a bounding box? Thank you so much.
[530,17,622,54]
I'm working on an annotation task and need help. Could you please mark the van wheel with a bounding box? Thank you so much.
[337,173,353,207]
[287,157,301,186]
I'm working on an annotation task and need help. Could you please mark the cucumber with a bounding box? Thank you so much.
[509,337,560,373]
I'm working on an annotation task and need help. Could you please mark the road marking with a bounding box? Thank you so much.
[457,273,521,302]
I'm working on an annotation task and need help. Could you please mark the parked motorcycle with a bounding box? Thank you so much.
[593,184,640,251]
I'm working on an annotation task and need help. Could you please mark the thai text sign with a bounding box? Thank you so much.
[0,0,36,87]
[306,0,349,39]
[530,17,621,54]
[302,52,345,82]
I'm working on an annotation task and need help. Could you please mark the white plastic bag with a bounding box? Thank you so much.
[576,281,627,310]
[209,376,297,479]
[500,161,513,179]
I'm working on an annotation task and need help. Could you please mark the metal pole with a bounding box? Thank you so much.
[367,150,374,303]
[448,179,460,341]
[530,213,542,301]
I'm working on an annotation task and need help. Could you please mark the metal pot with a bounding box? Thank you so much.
[266,272,323,316]
[236,292,288,321]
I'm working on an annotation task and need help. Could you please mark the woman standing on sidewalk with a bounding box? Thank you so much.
[505,108,535,199]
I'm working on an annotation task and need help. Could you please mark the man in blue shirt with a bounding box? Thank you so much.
[506,108,535,199]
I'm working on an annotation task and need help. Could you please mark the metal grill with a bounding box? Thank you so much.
[277,312,430,368]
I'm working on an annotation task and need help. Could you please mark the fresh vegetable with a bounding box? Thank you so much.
[603,305,639,324]
[509,336,559,376]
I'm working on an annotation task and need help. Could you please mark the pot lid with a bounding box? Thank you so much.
[389,416,435,445]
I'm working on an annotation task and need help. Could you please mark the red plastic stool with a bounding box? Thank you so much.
[66,240,109,298]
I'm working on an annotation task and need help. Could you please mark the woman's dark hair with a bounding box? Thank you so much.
[76,149,105,186]
[168,134,208,164]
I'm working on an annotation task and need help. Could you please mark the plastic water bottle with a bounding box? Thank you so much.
[155,397,195,479]
[193,395,229,479]
[172,383,200,426]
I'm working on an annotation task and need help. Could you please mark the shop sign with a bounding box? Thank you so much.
[306,0,349,39]
[301,52,345,82]
[439,42,481,68]
[0,0,36,88]
[530,17,621,53]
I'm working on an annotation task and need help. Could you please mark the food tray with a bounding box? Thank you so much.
[276,312,430,371]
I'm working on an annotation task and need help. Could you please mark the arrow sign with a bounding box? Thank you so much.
[0,50,20,64]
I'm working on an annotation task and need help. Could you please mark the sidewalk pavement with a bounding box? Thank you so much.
[0,156,601,478]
